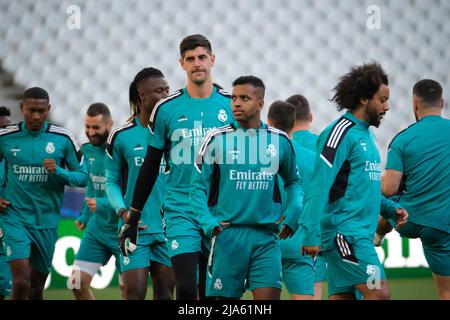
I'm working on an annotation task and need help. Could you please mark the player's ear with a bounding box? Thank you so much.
[179,57,185,70]
[258,99,264,111]
[440,99,444,110]
[359,97,368,107]
[20,102,24,112]
[309,113,313,123]
[210,53,215,67]
[48,104,51,111]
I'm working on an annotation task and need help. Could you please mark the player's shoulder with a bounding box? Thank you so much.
[107,119,138,146]
[388,122,421,149]
[47,123,80,149]
[213,84,231,99]
[150,89,184,120]
[267,126,290,141]
[0,123,22,138]
[199,124,235,152]
[80,142,93,152]
[321,115,357,145]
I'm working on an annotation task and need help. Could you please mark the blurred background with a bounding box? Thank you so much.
[0,0,448,299]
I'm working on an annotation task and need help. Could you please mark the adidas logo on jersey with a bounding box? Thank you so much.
[10,146,21,156]
[133,144,144,151]
[177,115,188,122]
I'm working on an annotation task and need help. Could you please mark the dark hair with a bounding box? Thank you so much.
[86,102,111,119]
[232,75,265,98]
[268,101,296,133]
[129,67,164,120]
[331,62,388,111]
[0,106,11,117]
[180,34,212,58]
[286,94,310,121]
[413,79,443,107]
[23,87,49,102]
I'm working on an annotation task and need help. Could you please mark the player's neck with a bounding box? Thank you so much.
[417,109,441,120]
[138,109,151,127]
[292,122,311,132]
[238,117,261,129]
[186,80,213,98]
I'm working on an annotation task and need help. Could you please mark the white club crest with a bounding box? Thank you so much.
[266,144,277,158]
[45,142,55,154]
[218,109,228,122]
[214,278,223,290]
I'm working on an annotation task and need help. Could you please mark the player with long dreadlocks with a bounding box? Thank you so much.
[105,67,175,300]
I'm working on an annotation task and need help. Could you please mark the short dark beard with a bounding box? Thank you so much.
[366,105,381,127]
[89,130,109,146]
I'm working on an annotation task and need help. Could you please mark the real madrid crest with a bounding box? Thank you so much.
[45,142,55,154]
[218,109,228,122]
[266,144,277,158]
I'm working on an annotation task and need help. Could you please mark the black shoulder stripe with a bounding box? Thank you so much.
[0,123,21,137]
[320,117,355,167]
[48,124,83,163]
[149,89,183,133]
[106,120,137,158]
[216,86,231,98]
[195,125,234,172]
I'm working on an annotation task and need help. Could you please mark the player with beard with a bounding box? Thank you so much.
[299,63,408,300]
[69,103,123,300]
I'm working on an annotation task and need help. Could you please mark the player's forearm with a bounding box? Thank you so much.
[105,175,127,215]
[130,146,163,212]
[283,180,303,232]
[380,195,401,221]
[77,201,93,225]
[55,166,88,187]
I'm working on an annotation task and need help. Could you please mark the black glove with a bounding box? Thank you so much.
[119,210,141,256]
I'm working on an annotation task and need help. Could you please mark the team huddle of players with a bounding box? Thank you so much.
[0,34,448,300]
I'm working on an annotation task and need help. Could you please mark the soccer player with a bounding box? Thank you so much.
[299,63,408,300]
[68,103,123,300]
[378,79,450,300]
[124,35,233,300]
[190,76,302,300]
[106,67,174,300]
[285,94,327,297]
[286,94,318,151]
[267,100,320,300]
[0,106,12,299]
[0,87,88,300]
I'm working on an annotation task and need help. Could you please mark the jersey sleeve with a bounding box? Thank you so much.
[190,137,221,238]
[105,134,127,214]
[76,176,94,225]
[380,195,401,227]
[55,137,88,187]
[277,137,303,232]
[299,128,353,246]
[148,105,168,150]
[386,136,404,172]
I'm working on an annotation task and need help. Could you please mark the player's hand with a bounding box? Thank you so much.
[74,220,86,231]
[302,245,321,258]
[279,224,294,240]
[43,159,57,173]
[119,210,142,256]
[212,221,230,236]
[86,198,97,213]
[394,208,408,230]
[0,198,10,213]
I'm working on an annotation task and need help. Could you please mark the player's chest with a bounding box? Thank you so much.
[168,107,231,135]
[4,136,64,165]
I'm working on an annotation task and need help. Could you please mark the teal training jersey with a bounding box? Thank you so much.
[148,85,233,235]
[77,143,118,233]
[386,115,450,233]
[0,121,88,229]
[280,141,315,258]
[106,117,165,234]
[292,130,318,152]
[299,112,400,249]
[190,121,303,238]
